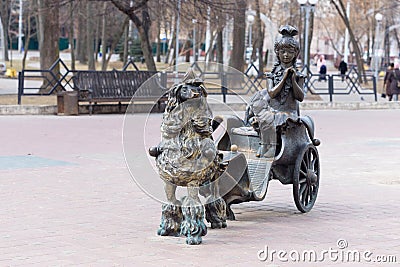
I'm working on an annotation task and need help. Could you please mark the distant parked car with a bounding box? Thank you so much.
[0,62,6,75]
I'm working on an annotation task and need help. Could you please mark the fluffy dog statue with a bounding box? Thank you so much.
[149,68,227,245]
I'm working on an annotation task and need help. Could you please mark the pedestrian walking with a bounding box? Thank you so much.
[389,63,400,101]
[317,55,327,81]
[316,55,326,70]
[338,60,348,81]
[313,54,319,66]
[383,63,394,100]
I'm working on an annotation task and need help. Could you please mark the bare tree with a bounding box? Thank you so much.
[86,0,95,70]
[37,0,60,91]
[68,0,76,70]
[76,0,87,64]
[254,0,264,74]
[144,0,239,67]
[102,16,129,70]
[22,0,37,70]
[0,0,11,61]
[229,0,246,71]
[330,0,365,83]
[100,1,108,70]
[111,0,157,71]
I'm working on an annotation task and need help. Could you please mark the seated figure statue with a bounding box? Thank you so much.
[244,25,305,158]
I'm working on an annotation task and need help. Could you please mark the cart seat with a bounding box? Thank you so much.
[299,116,320,146]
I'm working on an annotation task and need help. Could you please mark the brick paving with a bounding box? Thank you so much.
[0,110,399,266]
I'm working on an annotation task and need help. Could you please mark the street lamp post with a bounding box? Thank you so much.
[192,19,197,62]
[175,0,181,72]
[297,0,318,71]
[18,0,23,53]
[343,0,350,64]
[247,11,255,63]
[374,13,383,80]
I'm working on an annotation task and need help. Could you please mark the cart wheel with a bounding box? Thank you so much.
[293,144,320,213]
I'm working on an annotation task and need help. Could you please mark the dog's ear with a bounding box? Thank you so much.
[175,84,183,102]
[167,84,176,97]
[199,85,208,97]
[168,84,182,99]
[166,84,182,112]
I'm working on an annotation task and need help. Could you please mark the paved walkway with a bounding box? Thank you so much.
[0,110,399,266]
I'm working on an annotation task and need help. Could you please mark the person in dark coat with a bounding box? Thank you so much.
[318,64,327,81]
[388,63,400,101]
[317,55,327,81]
[338,60,348,81]
[383,63,394,100]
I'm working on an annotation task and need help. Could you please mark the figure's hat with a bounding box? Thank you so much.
[279,25,298,37]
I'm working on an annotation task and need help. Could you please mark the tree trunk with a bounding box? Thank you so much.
[205,32,216,63]
[216,29,223,64]
[366,26,371,66]
[255,0,264,75]
[22,1,33,70]
[0,0,10,61]
[87,0,95,70]
[111,0,156,71]
[330,0,365,83]
[77,1,87,64]
[94,9,101,62]
[184,39,190,62]
[384,22,390,67]
[229,0,246,71]
[101,2,108,71]
[69,0,75,71]
[300,6,305,62]
[105,18,129,69]
[138,7,156,71]
[38,0,60,92]
[163,17,172,64]
[156,15,161,62]
[394,29,400,58]
[307,10,315,68]
[166,23,175,65]
[123,23,129,66]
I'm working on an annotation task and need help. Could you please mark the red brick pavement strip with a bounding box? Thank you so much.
[0,111,399,266]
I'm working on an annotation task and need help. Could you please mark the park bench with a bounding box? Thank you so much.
[73,70,168,114]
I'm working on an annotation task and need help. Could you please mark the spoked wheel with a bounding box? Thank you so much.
[293,144,320,213]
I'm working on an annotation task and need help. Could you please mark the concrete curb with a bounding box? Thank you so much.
[1,101,400,115]
[209,101,400,111]
[0,105,57,115]
[300,101,400,110]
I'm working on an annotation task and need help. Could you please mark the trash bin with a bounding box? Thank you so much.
[57,91,78,115]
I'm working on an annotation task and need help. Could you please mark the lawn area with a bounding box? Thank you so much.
[0,94,57,105]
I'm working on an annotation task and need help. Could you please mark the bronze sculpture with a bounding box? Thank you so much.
[240,25,305,158]
[149,69,226,245]
[148,25,321,245]
[216,25,321,218]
